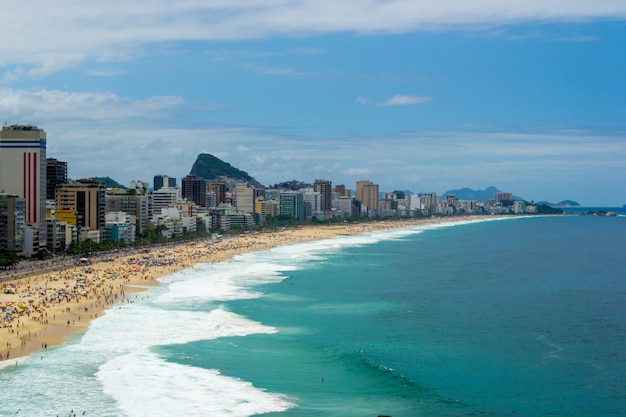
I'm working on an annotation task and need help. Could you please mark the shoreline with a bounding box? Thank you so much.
[1,216,498,363]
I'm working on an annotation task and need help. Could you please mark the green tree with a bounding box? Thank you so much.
[0,251,20,269]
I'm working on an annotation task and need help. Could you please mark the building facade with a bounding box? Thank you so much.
[0,194,25,252]
[153,174,176,191]
[355,180,379,216]
[208,181,226,206]
[46,158,67,200]
[181,175,207,208]
[314,179,332,216]
[0,125,47,250]
[235,182,255,215]
[55,179,106,231]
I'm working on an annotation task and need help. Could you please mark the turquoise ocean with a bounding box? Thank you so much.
[1,212,625,416]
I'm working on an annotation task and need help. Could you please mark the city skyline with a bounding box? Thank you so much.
[0,2,625,206]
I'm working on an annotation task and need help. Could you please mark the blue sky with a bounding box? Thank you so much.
[1,1,625,206]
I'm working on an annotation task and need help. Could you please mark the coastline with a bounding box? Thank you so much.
[1,216,494,363]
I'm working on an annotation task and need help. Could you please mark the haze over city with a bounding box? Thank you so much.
[1,1,624,206]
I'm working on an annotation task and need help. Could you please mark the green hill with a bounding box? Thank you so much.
[92,177,127,189]
[190,153,263,187]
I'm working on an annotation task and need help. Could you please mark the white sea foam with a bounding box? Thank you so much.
[156,260,297,305]
[98,351,293,417]
[78,305,276,355]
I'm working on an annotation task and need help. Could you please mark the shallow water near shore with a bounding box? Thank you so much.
[1,215,625,416]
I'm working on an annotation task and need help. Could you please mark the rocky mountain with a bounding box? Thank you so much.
[189,153,264,188]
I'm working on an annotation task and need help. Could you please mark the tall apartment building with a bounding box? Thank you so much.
[55,179,106,231]
[279,192,305,221]
[0,194,25,252]
[423,192,439,215]
[355,180,379,216]
[152,186,179,218]
[314,179,332,215]
[153,174,176,191]
[495,192,514,206]
[0,125,47,250]
[255,197,266,227]
[46,158,67,200]
[208,181,226,206]
[334,184,350,197]
[106,188,152,238]
[181,175,207,207]
[235,182,255,215]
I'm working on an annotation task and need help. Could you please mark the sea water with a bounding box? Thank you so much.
[1,214,625,417]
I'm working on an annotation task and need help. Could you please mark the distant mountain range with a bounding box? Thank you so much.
[439,186,522,201]
[438,186,580,206]
[536,200,581,208]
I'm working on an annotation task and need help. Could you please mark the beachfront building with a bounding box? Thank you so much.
[513,200,526,214]
[314,179,332,218]
[423,192,439,216]
[78,228,100,243]
[333,195,356,218]
[0,194,25,252]
[46,218,64,253]
[495,192,514,207]
[46,158,68,200]
[235,182,256,216]
[208,181,226,206]
[153,174,176,191]
[334,184,350,197]
[106,188,152,239]
[55,179,106,232]
[255,197,266,227]
[279,192,305,221]
[154,207,184,238]
[355,180,379,217]
[103,212,136,244]
[152,186,180,218]
[181,175,207,208]
[302,189,322,220]
[0,124,47,251]
[264,199,280,217]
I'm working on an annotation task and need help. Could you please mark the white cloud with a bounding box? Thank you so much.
[0,88,183,121]
[356,94,433,106]
[242,64,319,77]
[379,94,433,106]
[343,168,371,176]
[1,1,625,77]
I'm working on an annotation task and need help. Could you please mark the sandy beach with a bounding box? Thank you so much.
[0,216,483,362]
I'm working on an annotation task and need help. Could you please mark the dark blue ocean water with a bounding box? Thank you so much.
[1,215,625,417]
